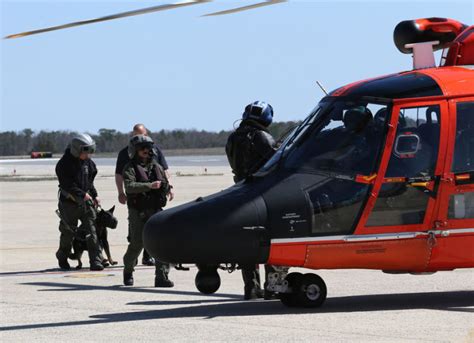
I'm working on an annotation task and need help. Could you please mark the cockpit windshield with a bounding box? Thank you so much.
[259,105,321,172]
[262,98,390,177]
[285,99,390,176]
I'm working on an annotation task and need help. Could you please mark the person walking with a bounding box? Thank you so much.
[115,123,169,265]
[55,133,104,271]
[122,135,174,287]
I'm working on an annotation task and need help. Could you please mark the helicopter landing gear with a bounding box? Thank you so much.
[280,272,327,308]
[279,272,302,307]
[195,265,221,294]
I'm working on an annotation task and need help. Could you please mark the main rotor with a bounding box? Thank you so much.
[4,0,286,40]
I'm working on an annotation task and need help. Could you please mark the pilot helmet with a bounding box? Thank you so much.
[374,108,388,129]
[343,106,372,132]
[128,134,154,159]
[70,133,96,158]
[242,101,274,127]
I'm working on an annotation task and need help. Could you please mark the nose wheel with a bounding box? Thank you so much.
[280,272,327,308]
[195,265,221,294]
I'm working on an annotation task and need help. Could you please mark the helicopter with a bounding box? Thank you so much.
[142,17,474,308]
[6,5,473,308]
[4,0,286,39]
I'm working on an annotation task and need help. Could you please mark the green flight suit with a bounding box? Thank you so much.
[122,159,171,281]
[57,200,103,267]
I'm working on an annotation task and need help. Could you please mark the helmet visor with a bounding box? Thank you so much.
[80,144,96,154]
[136,142,153,152]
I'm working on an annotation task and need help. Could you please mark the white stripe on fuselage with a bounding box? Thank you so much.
[270,228,474,244]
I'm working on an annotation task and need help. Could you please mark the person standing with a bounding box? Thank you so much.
[55,133,104,271]
[225,101,277,300]
[115,123,169,266]
[122,135,174,287]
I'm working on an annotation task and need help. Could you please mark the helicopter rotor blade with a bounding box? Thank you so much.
[4,0,211,39]
[202,0,286,17]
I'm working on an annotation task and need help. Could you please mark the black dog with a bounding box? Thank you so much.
[70,206,118,269]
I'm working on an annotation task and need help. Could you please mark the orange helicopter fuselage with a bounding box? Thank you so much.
[269,66,474,273]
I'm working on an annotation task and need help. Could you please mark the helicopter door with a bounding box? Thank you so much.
[428,98,474,269]
[444,99,474,224]
[360,102,446,231]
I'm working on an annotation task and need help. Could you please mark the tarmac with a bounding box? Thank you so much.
[1,164,473,342]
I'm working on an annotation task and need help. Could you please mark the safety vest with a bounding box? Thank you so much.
[127,162,169,211]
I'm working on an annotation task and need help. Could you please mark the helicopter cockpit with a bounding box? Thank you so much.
[256,95,445,237]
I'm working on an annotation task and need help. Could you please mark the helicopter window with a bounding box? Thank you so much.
[308,180,370,235]
[367,104,441,227]
[259,105,321,173]
[448,192,474,219]
[452,102,474,173]
[385,105,440,178]
[284,101,389,176]
[366,182,431,226]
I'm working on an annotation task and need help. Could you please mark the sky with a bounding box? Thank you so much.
[1,0,473,133]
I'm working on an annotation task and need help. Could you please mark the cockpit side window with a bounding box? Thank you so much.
[452,102,474,173]
[385,105,441,178]
[449,101,474,220]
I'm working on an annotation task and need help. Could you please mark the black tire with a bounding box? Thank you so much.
[279,272,303,307]
[296,273,327,308]
[195,270,221,294]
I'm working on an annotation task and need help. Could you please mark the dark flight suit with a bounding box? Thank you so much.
[122,158,172,282]
[55,148,103,268]
[226,119,277,298]
[116,144,168,263]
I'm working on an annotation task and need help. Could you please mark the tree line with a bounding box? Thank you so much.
[0,121,299,156]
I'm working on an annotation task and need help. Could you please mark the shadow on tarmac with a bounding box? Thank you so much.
[1,281,473,332]
[22,281,242,299]
[0,265,148,277]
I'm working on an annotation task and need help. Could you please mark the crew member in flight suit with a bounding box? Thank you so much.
[115,123,169,266]
[122,135,175,287]
[55,133,104,271]
[225,101,277,300]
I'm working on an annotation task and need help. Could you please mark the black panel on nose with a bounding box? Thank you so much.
[143,188,270,265]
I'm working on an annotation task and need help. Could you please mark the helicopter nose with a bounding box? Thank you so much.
[143,192,270,265]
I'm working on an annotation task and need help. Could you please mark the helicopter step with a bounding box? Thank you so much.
[279,272,327,308]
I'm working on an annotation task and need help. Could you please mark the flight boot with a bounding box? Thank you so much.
[90,262,104,271]
[244,287,264,300]
[154,278,174,288]
[56,250,71,270]
[123,271,134,286]
[142,250,155,266]
[263,289,277,300]
[155,262,174,287]
[242,265,263,300]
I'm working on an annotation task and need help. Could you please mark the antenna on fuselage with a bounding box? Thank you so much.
[316,81,328,96]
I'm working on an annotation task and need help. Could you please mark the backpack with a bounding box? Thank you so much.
[226,127,261,181]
